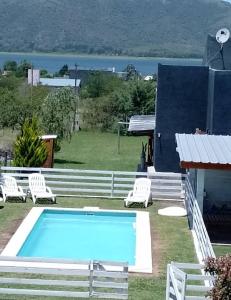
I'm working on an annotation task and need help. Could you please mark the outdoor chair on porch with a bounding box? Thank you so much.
[124,178,152,208]
[29,173,56,204]
[0,175,26,202]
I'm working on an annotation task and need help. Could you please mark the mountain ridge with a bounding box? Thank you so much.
[0,0,231,57]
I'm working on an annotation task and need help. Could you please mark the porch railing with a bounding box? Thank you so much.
[184,176,215,263]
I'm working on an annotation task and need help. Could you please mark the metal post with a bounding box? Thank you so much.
[73,64,79,132]
[117,124,120,154]
[31,63,33,103]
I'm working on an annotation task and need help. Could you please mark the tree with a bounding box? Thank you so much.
[82,72,122,98]
[128,80,155,115]
[40,69,49,77]
[3,60,17,72]
[123,64,141,81]
[58,64,69,77]
[0,89,18,129]
[15,60,32,77]
[41,87,76,150]
[13,117,48,167]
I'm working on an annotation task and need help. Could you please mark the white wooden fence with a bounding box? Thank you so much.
[184,177,215,263]
[1,166,147,199]
[166,262,213,300]
[0,256,128,299]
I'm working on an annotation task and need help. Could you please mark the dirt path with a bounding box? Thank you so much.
[0,218,24,253]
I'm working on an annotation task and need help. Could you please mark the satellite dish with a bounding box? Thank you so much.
[216,28,230,44]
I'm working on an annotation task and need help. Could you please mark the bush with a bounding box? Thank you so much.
[13,117,48,167]
[204,254,231,300]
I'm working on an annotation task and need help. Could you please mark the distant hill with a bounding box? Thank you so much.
[0,0,231,57]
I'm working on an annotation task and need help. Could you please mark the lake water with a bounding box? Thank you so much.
[0,52,202,75]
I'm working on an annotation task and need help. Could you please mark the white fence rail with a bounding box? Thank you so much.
[184,177,215,263]
[0,256,128,299]
[1,166,147,199]
[166,262,213,300]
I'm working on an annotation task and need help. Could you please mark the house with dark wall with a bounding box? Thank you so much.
[154,34,231,173]
[154,65,209,172]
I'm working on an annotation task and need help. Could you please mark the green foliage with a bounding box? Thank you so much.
[0,74,49,129]
[123,64,141,81]
[81,73,156,130]
[13,117,48,167]
[41,87,76,150]
[205,255,231,300]
[3,60,17,72]
[15,60,32,78]
[0,89,19,128]
[58,64,69,76]
[2,60,33,78]
[40,69,50,77]
[0,74,21,91]
[82,72,122,98]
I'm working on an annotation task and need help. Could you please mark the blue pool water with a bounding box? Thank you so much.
[18,210,136,264]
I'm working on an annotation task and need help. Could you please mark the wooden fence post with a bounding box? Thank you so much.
[89,260,93,297]
[166,264,171,300]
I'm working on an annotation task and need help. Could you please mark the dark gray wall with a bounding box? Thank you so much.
[209,70,231,135]
[154,65,208,172]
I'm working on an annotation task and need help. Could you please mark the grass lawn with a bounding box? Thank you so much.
[0,198,197,300]
[213,244,231,257]
[54,130,146,171]
[0,129,200,299]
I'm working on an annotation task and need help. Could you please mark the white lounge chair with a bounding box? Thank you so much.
[1,175,26,202]
[29,173,56,204]
[124,178,152,208]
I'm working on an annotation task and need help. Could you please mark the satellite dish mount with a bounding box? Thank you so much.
[216,28,230,70]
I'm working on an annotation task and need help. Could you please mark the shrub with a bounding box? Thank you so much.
[204,254,231,300]
[13,117,48,167]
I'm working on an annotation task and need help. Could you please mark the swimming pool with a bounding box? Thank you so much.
[2,207,152,273]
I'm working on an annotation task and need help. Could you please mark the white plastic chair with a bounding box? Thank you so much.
[29,173,56,204]
[124,178,152,208]
[0,175,26,202]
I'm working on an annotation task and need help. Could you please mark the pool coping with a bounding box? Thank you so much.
[1,207,152,273]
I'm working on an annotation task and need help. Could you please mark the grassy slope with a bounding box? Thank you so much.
[54,131,146,171]
[0,199,196,300]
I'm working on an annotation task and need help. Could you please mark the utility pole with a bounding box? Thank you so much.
[30,63,33,103]
[73,63,79,131]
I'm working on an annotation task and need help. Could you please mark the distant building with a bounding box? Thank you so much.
[28,69,40,86]
[28,69,81,88]
[39,78,81,88]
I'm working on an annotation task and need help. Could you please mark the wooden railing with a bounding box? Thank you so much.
[0,256,128,299]
[166,262,213,300]
[1,166,147,199]
[184,177,215,263]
